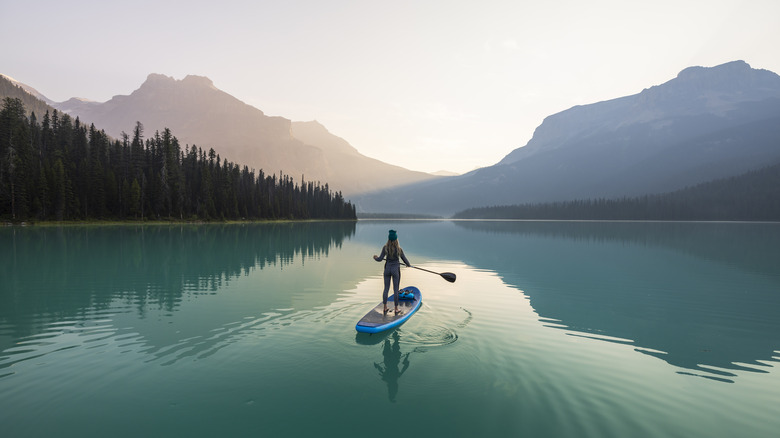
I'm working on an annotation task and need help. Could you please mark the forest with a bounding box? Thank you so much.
[0,97,356,222]
[453,161,780,221]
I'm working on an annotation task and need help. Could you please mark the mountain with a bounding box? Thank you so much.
[288,120,438,195]
[47,74,436,196]
[354,61,780,216]
[0,74,53,104]
[0,80,357,221]
[0,74,57,119]
[453,160,780,221]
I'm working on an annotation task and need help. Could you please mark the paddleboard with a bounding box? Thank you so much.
[355,286,422,334]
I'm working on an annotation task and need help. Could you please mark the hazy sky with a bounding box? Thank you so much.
[2,0,779,174]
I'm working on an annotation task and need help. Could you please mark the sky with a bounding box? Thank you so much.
[2,0,780,174]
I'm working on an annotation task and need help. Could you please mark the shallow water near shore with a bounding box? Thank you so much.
[1,220,779,437]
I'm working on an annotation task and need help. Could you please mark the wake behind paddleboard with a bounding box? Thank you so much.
[355,286,422,334]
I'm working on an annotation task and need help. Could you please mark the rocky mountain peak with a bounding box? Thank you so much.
[182,74,216,89]
[499,60,780,166]
[657,60,780,96]
[142,73,175,86]
[675,60,751,81]
[137,73,217,94]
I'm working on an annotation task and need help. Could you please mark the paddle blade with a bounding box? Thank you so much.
[441,272,456,283]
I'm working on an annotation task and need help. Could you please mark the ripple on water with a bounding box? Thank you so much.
[403,324,459,352]
[400,307,472,352]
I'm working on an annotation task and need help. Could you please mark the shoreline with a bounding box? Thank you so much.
[5,218,779,227]
[2,218,358,227]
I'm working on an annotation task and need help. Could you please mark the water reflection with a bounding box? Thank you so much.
[355,329,394,346]
[0,222,354,306]
[0,222,356,370]
[453,220,780,277]
[452,220,780,381]
[354,306,471,402]
[373,332,411,402]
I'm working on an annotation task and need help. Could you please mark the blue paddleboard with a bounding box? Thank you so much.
[355,286,422,334]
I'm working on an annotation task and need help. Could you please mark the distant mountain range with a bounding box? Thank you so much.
[354,60,780,216]
[453,160,780,221]
[1,73,437,197]
[4,60,780,218]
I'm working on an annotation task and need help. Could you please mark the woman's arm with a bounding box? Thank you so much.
[400,249,411,267]
[373,246,387,262]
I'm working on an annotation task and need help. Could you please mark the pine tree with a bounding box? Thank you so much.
[0,99,357,222]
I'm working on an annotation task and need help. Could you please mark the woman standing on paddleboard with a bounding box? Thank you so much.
[373,230,412,315]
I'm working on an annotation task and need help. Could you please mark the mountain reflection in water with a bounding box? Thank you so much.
[451,220,780,381]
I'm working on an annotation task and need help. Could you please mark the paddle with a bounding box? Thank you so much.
[408,265,456,283]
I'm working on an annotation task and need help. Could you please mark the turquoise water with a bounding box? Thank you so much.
[1,221,779,437]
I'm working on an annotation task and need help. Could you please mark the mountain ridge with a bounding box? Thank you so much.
[499,60,780,166]
[0,74,54,105]
[41,73,438,197]
[354,60,780,216]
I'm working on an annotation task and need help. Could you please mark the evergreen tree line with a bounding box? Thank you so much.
[453,161,780,221]
[0,97,356,222]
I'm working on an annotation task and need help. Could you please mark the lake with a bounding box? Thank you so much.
[1,220,779,437]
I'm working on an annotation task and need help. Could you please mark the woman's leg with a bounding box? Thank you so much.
[382,272,391,312]
[392,267,401,312]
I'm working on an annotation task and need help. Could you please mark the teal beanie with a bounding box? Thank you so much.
[388,230,397,241]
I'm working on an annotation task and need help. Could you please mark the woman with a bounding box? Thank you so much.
[373,229,412,314]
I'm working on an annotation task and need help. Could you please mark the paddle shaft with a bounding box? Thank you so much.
[407,265,456,283]
[410,265,440,276]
